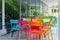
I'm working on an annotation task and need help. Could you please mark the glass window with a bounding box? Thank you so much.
[5,0,20,33]
[0,0,2,30]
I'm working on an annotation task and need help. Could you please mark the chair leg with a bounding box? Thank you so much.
[10,31,12,37]
[27,32,30,40]
[32,34,34,40]
[47,32,50,40]
[10,30,13,37]
[33,34,36,40]
[39,35,41,40]
[24,32,26,38]
[17,30,20,40]
[50,29,53,40]
[9,30,13,40]
[36,34,38,40]
[22,32,24,39]
[42,34,44,40]
[16,33,18,40]
[27,32,28,40]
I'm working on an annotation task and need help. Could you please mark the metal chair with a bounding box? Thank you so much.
[10,19,20,39]
[18,20,30,40]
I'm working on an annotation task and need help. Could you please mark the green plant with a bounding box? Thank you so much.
[5,0,20,19]
[0,0,2,12]
[21,4,26,13]
[5,0,27,19]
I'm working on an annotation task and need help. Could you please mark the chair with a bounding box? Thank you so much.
[42,18,54,40]
[29,18,44,40]
[29,18,54,40]
[10,19,20,39]
[18,20,30,40]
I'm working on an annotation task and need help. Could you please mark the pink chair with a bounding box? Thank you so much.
[17,20,30,40]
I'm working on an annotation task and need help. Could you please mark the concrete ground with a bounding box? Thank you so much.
[0,27,58,40]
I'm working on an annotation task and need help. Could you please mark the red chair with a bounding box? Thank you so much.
[29,18,43,40]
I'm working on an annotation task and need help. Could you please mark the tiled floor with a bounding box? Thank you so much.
[0,27,58,40]
[52,27,58,40]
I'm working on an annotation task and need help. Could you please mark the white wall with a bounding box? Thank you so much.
[41,0,58,7]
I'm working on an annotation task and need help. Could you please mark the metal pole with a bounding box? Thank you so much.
[29,0,30,17]
[20,0,21,19]
[18,0,21,40]
[35,0,36,17]
[30,0,31,17]
[27,0,29,17]
[31,0,32,16]
[2,0,5,29]
[58,0,60,40]
[42,2,43,16]
[39,0,40,17]
[26,0,28,17]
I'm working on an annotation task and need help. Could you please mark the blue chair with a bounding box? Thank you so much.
[10,19,20,37]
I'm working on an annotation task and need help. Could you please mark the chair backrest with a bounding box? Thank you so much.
[45,20,53,26]
[10,19,18,24]
[42,18,50,23]
[10,19,18,28]
[23,18,31,21]
[18,20,28,25]
[29,18,43,27]
[31,17,36,22]
[43,18,54,25]
[40,16,57,24]
[43,19,53,28]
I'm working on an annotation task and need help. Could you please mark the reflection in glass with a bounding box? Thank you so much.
[0,0,2,30]
[5,0,20,33]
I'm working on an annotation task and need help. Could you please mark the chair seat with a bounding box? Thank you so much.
[41,28,50,33]
[31,30,44,34]
[20,25,26,28]
[31,27,39,30]
[12,27,20,31]
[21,28,30,32]
[31,28,50,34]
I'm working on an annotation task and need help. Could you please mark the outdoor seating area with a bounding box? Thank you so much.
[0,0,58,40]
[9,16,57,40]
